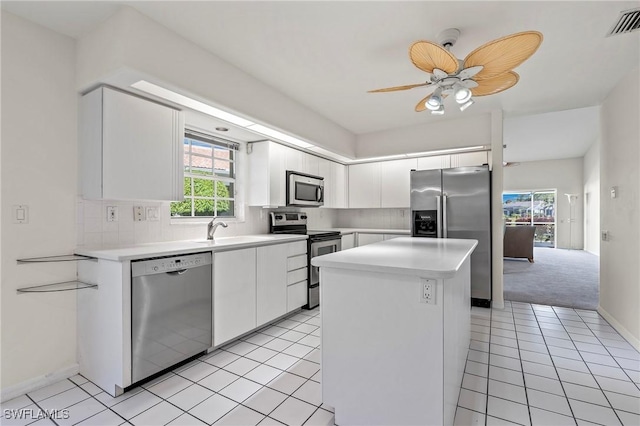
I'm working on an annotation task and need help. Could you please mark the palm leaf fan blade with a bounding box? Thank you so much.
[368,82,431,93]
[409,41,459,74]
[464,31,542,81]
[471,72,519,96]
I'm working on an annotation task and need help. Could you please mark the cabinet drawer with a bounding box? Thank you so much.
[287,254,307,271]
[288,241,307,257]
[287,281,307,312]
[287,268,307,285]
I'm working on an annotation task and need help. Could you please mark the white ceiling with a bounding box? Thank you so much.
[2,1,639,161]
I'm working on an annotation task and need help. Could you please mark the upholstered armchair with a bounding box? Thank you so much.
[503,225,536,262]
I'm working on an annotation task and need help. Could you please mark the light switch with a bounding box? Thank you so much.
[13,205,29,224]
[610,186,618,199]
[146,207,159,221]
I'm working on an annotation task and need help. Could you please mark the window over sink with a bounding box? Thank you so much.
[171,130,237,218]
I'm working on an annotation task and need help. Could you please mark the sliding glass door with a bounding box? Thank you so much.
[503,190,557,248]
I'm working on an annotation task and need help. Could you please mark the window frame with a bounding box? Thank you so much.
[503,189,557,248]
[171,130,238,219]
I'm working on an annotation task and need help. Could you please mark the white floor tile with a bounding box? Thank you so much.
[287,360,321,379]
[490,344,520,359]
[76,408,126,426]
[167,384,215,411]
[617,358,640,371]
[522,361,558,380]
[490,354,523,371]
[214,405,265,425]
[177,361,219,381]
[488,379,527,404]
[283,343,315,358]
[616,409,640,426]
[267,372,307,395]
[279,330,307,343]
[146,374,192,399]
[522,374,564,397]
[310,371,321,383]
[297,335,321,348]
[486,415,522,425]
[595,376,640,396]
[38,387,90,411]
[260,326,288,338]
[587,363,630,381]
[27,380,75,402]
[519,350,553,366]
[454,407,486,425]
[519,341,549,354]
[94,388,143,407]
[204,351,241,368]
[469,349,490,364]
[463,373,488,394]
[470,340,490,352]
[266,353,300,371]
[458,389,487,413]
[224,357,261,376]
[218,377,262,403]
[489,365,525,387]
[472,332,491,343]
[529,407,576,426]
[552,356,590,373]
[486,396,530,426]
[244,387,288,416]
[491,336,519,348]
[292,323,318,334]
[569,399,622,425]
[581,352,618,367]
[69,375,89,386]
[167,413,208,425]
[303,408,334,426]
[0,395,32,413]
[517,333,546,344]
[604,391,640,415]
[243,333,275,347]
[293,380,322,406]
[55,398,106,426]
[129,401,182,426]
[466,360,489,377]
[245,364,285,385]
[79,382,102,396]
[545,337,576,349]
[269,396,316,426]
[246,347,280,363]
[226,341,261,356]
[111,390,162,419]
[198,369,240,392]
[607,347,640,361]
[303,349,321,364]
[526,389,572,416]
[562,382,610,406]
[263,338,295,352]
[189,394,238,424]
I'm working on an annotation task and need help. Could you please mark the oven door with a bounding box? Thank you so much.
[308,237,341,308]
[287,171,324,207]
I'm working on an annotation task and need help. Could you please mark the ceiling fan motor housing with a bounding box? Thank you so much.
[437,28,461,49]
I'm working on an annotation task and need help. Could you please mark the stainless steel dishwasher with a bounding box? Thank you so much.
[131,252,212,383]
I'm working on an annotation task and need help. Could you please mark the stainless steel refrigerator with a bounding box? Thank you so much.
[410,166,492,306]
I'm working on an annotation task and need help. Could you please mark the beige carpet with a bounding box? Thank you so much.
[503,247,599,309]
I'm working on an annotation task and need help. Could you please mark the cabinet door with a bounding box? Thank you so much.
[285,147,304,174]
[304,153,320,177]
[333,162,348,208]
[381,159,417,208]
[341,234,355,250]
[214,248,256,346]
[417,155,450,171]
[318,158,334,208]
[257,245,288,327]
[357,233,384,246]
[348,163,381,208]
[102,88,183,201]
[450,151,488,168]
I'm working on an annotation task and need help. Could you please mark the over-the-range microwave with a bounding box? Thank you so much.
[286,171,324,207]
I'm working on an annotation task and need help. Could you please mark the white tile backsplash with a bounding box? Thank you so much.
[335,208,410,230]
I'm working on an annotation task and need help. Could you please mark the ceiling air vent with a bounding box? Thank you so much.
[607,8,640,36]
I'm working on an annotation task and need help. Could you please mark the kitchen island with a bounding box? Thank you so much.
[311,237,477,426]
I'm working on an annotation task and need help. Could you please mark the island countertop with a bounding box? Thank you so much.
[311,237,477,279]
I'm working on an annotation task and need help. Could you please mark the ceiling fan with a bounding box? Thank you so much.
[369,29,543,114]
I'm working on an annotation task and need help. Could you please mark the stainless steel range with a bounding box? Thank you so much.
[270,212,341,309]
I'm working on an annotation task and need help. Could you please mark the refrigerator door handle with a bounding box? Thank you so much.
[436,195,442,238]
[443,194,448,238]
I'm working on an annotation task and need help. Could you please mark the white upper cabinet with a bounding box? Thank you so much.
[348,162,381,208]
[333,162,348,208]
[80,86,184,201]
[304,153,320,177]
[417,155,451,171]
[450,151,489,168]
[380,158,417,208]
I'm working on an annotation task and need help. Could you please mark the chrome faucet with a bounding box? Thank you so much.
[207,220,228,241]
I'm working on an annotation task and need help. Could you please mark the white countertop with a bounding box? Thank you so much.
[329,228,411,235]
[75,234,308,262]
[311,237,477,279]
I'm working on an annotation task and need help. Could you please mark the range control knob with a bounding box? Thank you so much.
[275,215,283,220]
[152,266,159,272]
[301,215,307,219]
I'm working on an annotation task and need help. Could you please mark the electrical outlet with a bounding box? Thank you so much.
[13,205,29,224]
[146,207,159,221]
[420,279,436,305]
[134,206,146,221]
[601,230,609,241]
[107,206,118,222]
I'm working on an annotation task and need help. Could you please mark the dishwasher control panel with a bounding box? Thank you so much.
[131,252,212,277]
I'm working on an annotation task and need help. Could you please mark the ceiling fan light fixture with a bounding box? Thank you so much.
[454,84,472,104]
[426,88,443,111]
[431,106,445,115]
[459,98,475,111]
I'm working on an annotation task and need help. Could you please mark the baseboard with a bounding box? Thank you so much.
[597,306,640,351]
[1,364,79,403]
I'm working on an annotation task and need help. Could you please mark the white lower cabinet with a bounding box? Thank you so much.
[341,233,355,250]
[257,245,288,327]
[214,240,308,346]
[357,233,384,246]
[214,248,257,346]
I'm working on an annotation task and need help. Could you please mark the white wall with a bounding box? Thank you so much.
[503,158,584,250]
[1,13,78,391]
[76,6,356,158]
[355,113,491,158]
[598,68,640,349]
[583,138,600,256]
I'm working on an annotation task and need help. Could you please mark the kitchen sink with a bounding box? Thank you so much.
[191,235,276,246]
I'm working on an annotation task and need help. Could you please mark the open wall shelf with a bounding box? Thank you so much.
[17,281,97,293]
